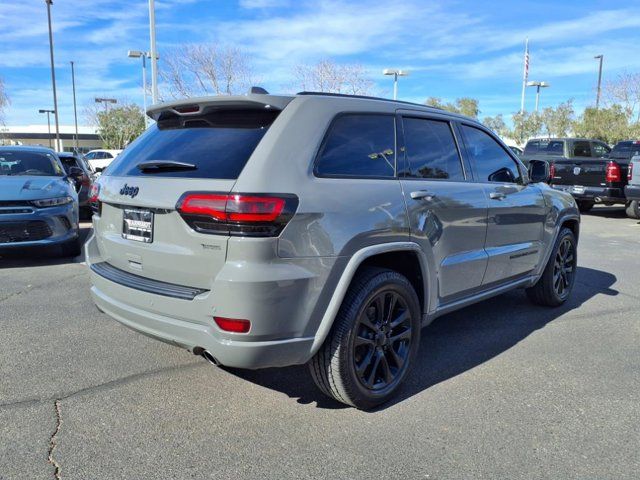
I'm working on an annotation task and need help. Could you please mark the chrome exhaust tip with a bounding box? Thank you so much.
[201,350,220,366]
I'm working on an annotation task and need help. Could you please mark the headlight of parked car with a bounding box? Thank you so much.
[32,196,74,207]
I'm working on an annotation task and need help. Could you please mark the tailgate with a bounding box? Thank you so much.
[552,159,607,187]
[94,176,235,290]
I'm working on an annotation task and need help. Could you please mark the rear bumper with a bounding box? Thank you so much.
[85,232,336,369]
[624,185,640,201]
[551,184,625,204]
[91,284,314,369]
[0,202,78,249]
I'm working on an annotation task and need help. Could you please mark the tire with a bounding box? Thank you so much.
[625,200,640,219]
[526,227,577,307]
[576,200,594,213]
[60,235,82,258]
[309,267,421,410]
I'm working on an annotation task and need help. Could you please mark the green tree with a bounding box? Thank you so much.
[455,97,480,118]
[482,114,510,137]
[511,111,543,144]
[424,96,480,118]
[93,103,146,149]
[540,100,575,138]
[573,105,631,144]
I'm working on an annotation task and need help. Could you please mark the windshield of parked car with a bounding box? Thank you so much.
[0,151,64,176]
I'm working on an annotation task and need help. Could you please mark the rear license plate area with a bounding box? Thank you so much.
[122,208,154,243]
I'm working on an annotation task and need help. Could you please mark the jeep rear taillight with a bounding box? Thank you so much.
[549,163,556,182]
[176,192,298,237]
[605,161,621,183]
[628,161,633,181]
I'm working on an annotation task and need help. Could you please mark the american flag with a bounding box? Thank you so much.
[523,39,530,81]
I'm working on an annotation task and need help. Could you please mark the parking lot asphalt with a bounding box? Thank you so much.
[1,207,639,479]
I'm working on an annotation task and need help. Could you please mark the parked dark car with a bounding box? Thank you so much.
[0,146,82,257]
[521,137,624,212]
[58,151,95,217]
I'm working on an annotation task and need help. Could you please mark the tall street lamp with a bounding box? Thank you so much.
[148,0,159,104]
[128,50,150,126]
[594,54,604,110]
[383,69,409,100]
[45,0,61,151]
[70,61,79,151]
[95,97,117,113]
[38,109,55,148]
[526,81,550,112]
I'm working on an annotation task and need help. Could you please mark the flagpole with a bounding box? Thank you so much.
[520,38,529,114]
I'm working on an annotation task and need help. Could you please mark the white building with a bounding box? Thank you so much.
[0,124,102,152]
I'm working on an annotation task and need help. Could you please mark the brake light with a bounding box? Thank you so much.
[549,163,556,182]
[89,183,100,202]
[176,192,298,237]
[214,316,251,333]
[89,183,101,215]
[628,161,633,181]
[605,161,621,183]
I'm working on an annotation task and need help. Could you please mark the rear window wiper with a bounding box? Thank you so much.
[137,160,198,172]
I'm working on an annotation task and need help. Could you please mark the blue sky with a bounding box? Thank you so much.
[2,0,640,126]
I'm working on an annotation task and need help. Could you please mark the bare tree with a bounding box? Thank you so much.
[293,59,374,95]
[160,44,254,99]
[0,76,9,126]
[603,72,640,122]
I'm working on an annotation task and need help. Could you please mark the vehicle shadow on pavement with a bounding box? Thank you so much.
[0,225,91,268]
[227,266,618,411]
[582,206,627,219]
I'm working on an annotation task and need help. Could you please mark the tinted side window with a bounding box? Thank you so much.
[401,117,464,180]
[84,152,96,160]
[461,125,522,183]
[316,114,396,177]
[572,141,591,157]
[591,142,610,157]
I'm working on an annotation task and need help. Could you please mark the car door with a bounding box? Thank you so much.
[458,123,547,286]
[398,113,488,304]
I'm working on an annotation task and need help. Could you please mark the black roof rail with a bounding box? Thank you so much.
[295,91,444,111]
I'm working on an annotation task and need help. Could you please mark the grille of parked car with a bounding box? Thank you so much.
[0,221,53,243]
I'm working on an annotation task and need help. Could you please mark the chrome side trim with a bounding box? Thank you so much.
[90,262,209,301]
[310,242,429,355]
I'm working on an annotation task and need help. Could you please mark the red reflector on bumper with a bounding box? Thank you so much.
[214,316,251,333]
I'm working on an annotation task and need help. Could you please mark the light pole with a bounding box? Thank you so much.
[148,0,159,104]
[594,54,604,109]
[526,81,550,112]
[128,50,149,126]
[38,109,55,148]
[95,97,117,113]
[45,0,61,151]
[383,69,409,100]
[70,61,79,151]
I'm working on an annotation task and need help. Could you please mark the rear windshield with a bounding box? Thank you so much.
[523,140,565,156]
[610,141,640,159]
[106,108,279,179]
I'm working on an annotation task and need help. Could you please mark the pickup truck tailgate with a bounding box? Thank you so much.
[552,159,608,187]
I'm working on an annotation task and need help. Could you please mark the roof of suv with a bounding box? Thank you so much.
[147,91,475,123]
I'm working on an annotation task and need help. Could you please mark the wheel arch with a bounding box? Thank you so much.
[309,242,430,356]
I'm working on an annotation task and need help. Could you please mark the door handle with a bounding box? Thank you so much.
[489,191,506,200]
[410,190,436,201]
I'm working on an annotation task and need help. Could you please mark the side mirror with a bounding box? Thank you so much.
[67,166,84,191]
[528,159,550,183]
[95,167,104,174]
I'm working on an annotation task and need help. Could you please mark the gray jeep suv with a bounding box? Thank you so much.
[86,92,579,409]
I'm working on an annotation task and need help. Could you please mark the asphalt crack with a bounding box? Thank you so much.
[47,400,62,480]
[0,272,86,304]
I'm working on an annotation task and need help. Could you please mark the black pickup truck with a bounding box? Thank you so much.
[521,138,629,212]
